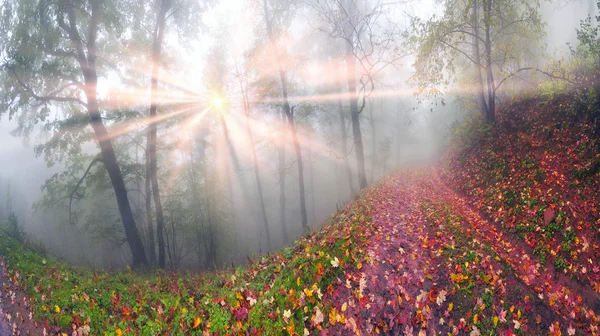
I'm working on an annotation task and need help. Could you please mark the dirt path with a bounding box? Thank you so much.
[0,259,17,335]
[330,170,574,334]
[425,171,599,330]
[0,257,45,336]
[332,168,599,334]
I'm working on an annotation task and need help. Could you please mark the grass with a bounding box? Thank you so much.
[0,195,373,335]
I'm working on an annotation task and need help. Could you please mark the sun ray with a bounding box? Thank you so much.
[99,105,199,143]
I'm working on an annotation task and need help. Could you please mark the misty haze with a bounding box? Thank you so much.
[0,0,599,334]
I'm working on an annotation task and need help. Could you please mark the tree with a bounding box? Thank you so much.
[147,0,172,269]
[235,61,273,251]
[276,106,289,243]
[261,0,309,230]
[411,0,545,122]
[307,0,406,189]
[0,0,148,266]
[336,82,356,196]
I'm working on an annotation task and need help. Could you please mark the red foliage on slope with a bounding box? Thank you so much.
[442,94,600,306]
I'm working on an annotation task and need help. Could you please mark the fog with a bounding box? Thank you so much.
[0,0,594,269]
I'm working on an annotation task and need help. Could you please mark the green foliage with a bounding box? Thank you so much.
[569,3,600,70]
[2,212,24,242]
[409,0,545,107]
[554,256,568,272]
[0,186,372,334]
[450,114,493,157]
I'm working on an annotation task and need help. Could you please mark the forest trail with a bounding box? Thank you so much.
[334,168,598,334]
[0,257,45,336]
[0,167,598,335]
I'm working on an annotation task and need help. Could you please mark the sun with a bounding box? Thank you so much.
[210,94,226,110]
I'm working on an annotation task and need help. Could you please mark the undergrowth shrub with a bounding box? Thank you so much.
[450,114,493,161]
[1,212,24,242]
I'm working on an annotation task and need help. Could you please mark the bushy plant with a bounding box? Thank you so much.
[4,212,25,242]
[450,114,494,158]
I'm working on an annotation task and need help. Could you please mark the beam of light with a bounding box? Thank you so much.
[180,107,211,132]
[254,80,500,106]
[121,61,202,98]
[99,105,199,143]
[162,106,228,192]
[106,86,202,109]
[225,109,338,166]
[257,88,413,106]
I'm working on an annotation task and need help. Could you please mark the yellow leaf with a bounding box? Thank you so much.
[342,302,347,312]
[329,308,338,326]
[493,316,499,327]
[473,314,478,324]
[115,328,123,336]
[54,305,60,314]
[448,303,453,312]
[357,262,362,270]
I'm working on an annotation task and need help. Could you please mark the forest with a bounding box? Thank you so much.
[0,0,599,334]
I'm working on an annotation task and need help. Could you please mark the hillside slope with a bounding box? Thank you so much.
[443,93,600,311]
[0,94,599,335]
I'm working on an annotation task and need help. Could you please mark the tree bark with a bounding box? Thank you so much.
[343,0,368,190]
[284,98,308,230]
[346,47,368,190]
[472,0,489,119]
[78,0,147,267]
[241,85,271,251]
[277,109,288,243]
[307,142,316,225]
[144,148,156,264]
[369,103,376,183]
[337,93,355,196]
[220,117,237,251]
[263,0,308,230]
[483,0,495,123]
[147,0,171,269]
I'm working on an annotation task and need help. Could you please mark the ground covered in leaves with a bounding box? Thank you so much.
[0,94,599,335]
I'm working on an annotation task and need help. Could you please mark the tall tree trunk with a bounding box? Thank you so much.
[220,117,237,249]
[147,0,171,269]
[369,103,376,184]
[343,0,368,190]
[277,109,288,243]
[483,0,495,123]
[145,149,156,264]
[346,46,368,189]
[135,146,154,264]
[241,87,271,251]
[263,0,308,230]
[472,0,489,118]
[284,95,308,230]
[307,143,316,225]
[337,93,355,196]
[395,111,401,168]
[80,1,147,267]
